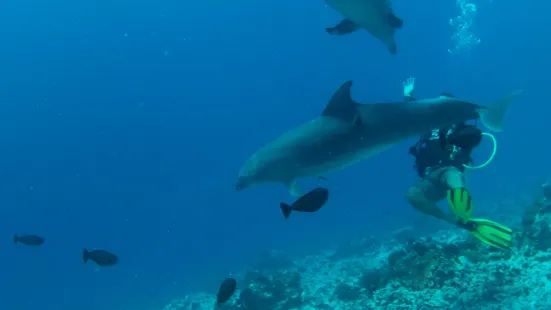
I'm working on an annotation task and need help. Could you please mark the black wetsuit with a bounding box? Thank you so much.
[409,123,480,178]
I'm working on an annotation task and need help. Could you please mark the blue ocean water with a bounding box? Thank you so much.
[0,0,548,309]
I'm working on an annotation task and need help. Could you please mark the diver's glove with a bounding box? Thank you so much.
[456,218,513,249]
[402,77,415,98]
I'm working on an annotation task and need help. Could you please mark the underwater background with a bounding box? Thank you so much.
[0,0,549,309]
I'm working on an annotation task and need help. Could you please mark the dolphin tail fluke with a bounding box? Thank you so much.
[280,203,292,219]
[480,90,523,132]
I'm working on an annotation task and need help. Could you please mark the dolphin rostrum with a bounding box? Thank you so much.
[325,0,403,54]
[236,81,521,196]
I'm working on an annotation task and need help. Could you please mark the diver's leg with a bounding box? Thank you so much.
[405,177,457,224]
[440,167,466,190]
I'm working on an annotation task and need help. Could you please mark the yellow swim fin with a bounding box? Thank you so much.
[462,218,513,249]
[447,188,474,223]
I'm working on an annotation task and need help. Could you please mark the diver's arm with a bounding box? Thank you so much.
[402,77,416,102]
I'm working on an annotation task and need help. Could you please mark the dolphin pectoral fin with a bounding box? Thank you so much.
[387,14,403,29]
[326,19,358,36]
[480,90,523,132]
[286,181,302,197]
[321,81,358,122]
[386,40,397,55]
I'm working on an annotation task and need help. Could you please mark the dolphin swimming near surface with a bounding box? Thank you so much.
[236,81,521,196]
[325,0,403,54]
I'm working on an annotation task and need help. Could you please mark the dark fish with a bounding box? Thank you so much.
[83,249,118,266]
[216,277,237,307]
[13,234,45,246]
[280,187,329,219]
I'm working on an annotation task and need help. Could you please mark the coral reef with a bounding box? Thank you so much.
[238,267,302,309]
[161,197,551,310]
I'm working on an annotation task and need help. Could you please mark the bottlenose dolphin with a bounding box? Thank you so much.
[325,0,403,54]
[236,81,521,196]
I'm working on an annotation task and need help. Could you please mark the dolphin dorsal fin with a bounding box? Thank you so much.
[321,80,358,122]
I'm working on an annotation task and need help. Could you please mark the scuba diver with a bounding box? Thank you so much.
[402,77,513,249]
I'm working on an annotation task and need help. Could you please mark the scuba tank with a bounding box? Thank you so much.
[444,124,483,150]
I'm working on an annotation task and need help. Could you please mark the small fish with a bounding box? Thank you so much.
[83,249,118,266]
[13,234,45,246]
[216,277,237,308]
[280,187,329,219]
